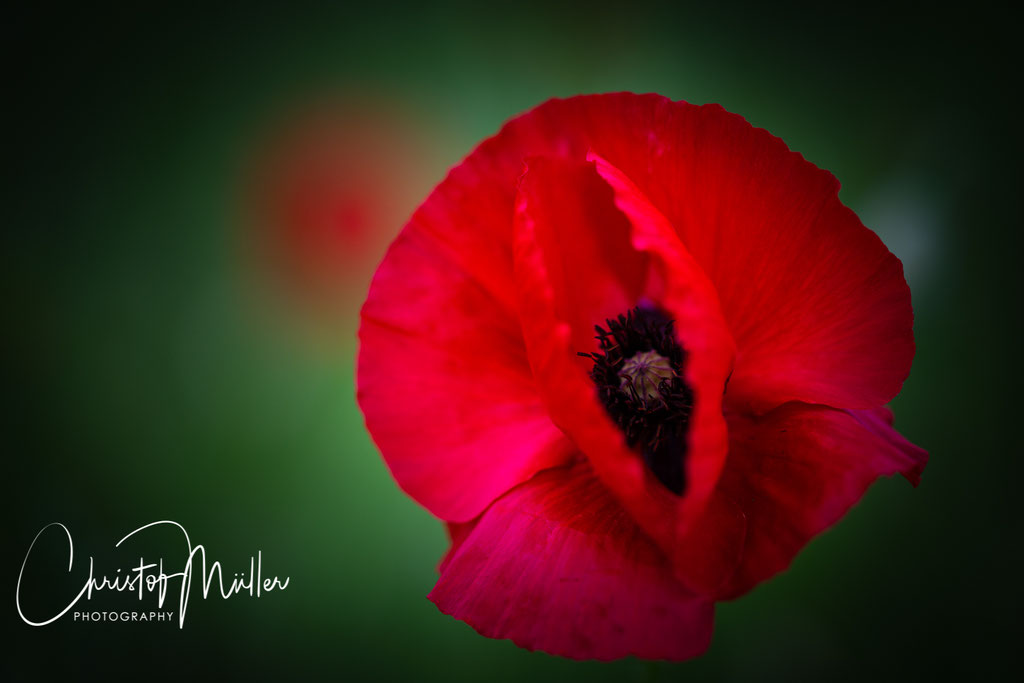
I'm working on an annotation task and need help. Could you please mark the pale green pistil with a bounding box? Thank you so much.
[618,350,675,402]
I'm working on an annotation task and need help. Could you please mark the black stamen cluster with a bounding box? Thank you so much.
[578,306,694,495]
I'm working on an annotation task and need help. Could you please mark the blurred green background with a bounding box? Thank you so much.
[6,3,1018,681]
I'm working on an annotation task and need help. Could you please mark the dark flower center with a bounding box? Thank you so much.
[579,306,694,495]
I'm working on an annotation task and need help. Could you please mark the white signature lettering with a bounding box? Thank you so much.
[16,521,289,628]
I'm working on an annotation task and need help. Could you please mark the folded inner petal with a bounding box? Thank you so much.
[612,103,916,413]
[500,94,915,414]
[429,462,715,661]
[512,155,739,590]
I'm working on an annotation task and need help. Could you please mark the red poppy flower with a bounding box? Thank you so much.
[357,93,927,661]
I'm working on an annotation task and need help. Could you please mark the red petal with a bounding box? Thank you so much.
[718,189,915,413]
[572,96,913,412]
[847,405,928,486]
[358,223,574,522]
[506,94,914,411]
[709,403,928,599]
[512,156,738,591]
[438,521,474,575]
[429,463,714,661]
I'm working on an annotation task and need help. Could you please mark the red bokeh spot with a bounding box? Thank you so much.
[241,95,435,330]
